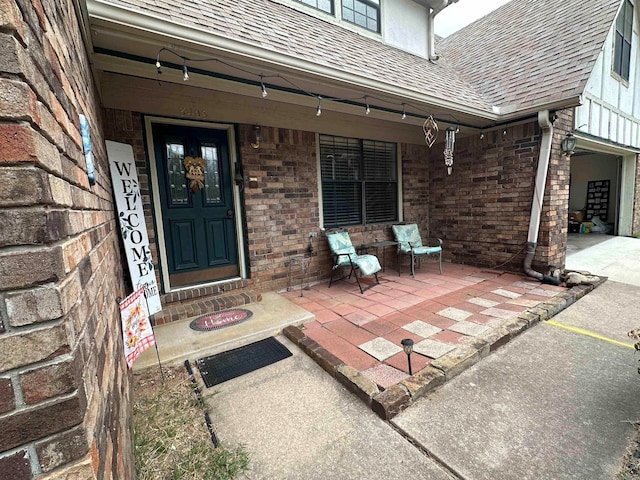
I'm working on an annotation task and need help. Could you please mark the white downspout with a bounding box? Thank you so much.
[523,110,561,285]
[427,0,457,61]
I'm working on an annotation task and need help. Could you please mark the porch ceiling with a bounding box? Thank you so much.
[86,0,504,133]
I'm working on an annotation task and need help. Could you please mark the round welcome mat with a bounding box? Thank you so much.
[189,308,253,332]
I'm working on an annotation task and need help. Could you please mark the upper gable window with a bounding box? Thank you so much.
[295,0,334,14]
[613,0,634,81]
[342,0,380,33]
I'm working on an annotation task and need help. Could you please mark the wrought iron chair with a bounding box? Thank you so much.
[326,230,381,293]
[391,223,442,277]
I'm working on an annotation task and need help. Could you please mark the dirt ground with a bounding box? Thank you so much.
[132,364,249,480]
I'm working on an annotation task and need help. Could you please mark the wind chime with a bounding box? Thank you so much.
[444,127,456,175]
[423,115,439,148]
[423,115,456,175]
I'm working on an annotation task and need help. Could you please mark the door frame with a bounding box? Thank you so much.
[144,116,246,293]
[573,133,638,237]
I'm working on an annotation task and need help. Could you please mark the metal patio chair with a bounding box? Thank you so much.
[392,223,443,277]
[326,230,381,293]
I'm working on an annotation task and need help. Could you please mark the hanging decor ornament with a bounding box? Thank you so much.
[423,115,439,148]
[184,156,205,192]
[444,127,456,175]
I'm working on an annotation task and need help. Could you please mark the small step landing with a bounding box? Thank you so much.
[134,292,315,371]
[154,279,261,325]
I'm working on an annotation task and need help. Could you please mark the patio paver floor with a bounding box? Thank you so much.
[282,263,569,389]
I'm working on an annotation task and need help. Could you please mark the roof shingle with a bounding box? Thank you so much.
[92,0,621,117]
[438,0,621,111]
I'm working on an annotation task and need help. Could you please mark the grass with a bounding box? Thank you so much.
[133,365,249,480]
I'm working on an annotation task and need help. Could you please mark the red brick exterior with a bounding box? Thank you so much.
[102,109,576,298]
[426,110,572,273]
[0,1,133,479]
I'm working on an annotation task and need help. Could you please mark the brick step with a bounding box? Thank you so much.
[154,280,262,325]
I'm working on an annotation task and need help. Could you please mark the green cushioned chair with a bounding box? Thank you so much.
[392,223,442,277]
[326,230,381,293]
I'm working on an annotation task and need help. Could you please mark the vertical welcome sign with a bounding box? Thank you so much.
[107,141,162,315]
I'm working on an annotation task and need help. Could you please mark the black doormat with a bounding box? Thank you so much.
[196,337,292,388]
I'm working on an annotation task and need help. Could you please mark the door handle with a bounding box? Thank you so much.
[226,209,234,219]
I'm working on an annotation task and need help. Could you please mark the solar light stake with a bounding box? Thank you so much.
[401,338,414,375]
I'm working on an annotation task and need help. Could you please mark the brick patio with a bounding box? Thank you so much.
[282,262,567,390]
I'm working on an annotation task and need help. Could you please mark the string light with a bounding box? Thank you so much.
[152,46,488,131]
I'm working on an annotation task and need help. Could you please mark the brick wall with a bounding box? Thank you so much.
[400,142,430,227]
[239,125,322,291]
[103,116,414,293]
[426,111,572,273]
[240,125,416,290]
[0,1,133,479]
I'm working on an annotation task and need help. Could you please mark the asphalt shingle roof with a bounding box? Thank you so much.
[94,0,492,113]
[438,0,621,112]
[92,0,622,117]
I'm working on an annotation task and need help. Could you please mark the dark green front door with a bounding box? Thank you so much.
[153,123,239,288]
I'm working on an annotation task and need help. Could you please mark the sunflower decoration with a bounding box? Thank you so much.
[184,156,205,192]
[126,303,142,331]
[126,329,139,348]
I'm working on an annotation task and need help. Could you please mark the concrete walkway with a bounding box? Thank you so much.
[204,335,455,480]
[392,279,640,479]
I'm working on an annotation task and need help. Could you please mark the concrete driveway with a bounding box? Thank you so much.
[566,234,640,286]
[392,279,640,479]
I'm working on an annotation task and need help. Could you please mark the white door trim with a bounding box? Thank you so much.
[143,116,246,293]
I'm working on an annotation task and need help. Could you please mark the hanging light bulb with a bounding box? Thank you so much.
[503,129,507,136]
[182,64,189,81]
[401,104,407,120]
[365,97,370,115]
[155,58,162,74]
[480,131,484,139]
[260,75,268,98]
[250,125,261,149]
[316,97,322,116]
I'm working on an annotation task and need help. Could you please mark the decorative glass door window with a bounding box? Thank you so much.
[166,142,188,205]
[201,143,222,204]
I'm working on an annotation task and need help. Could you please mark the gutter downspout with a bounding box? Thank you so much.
[427,0,457,61]
[523,110,561,285]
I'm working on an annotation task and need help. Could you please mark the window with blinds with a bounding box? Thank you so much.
[320,135,398,227]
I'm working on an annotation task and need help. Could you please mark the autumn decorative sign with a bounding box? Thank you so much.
[119,287,155,368]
